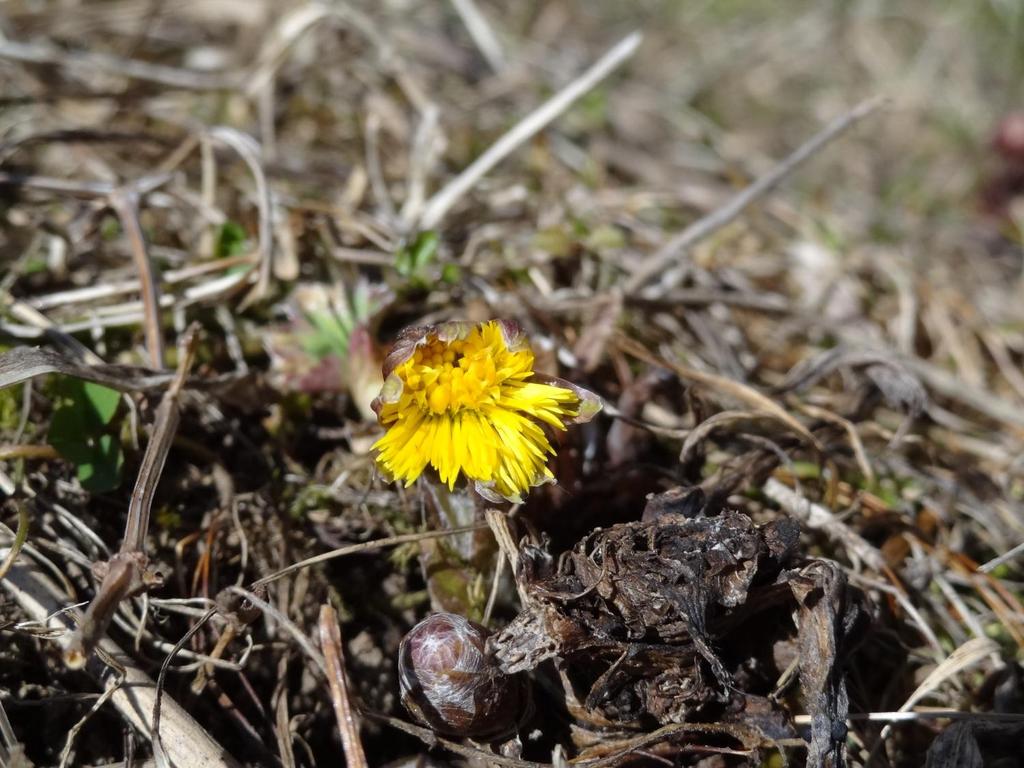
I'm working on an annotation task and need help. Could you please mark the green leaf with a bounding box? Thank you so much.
[395,230,439,278]
[0,385,21,432]
[216,220,249,258]
[48,377,124,492]
[441,263,462,284]
[83,381,120,424]
[76,434,124,493]
[48,404,91,464]
[301,310,353,359]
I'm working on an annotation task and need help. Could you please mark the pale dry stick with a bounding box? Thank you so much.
[0,170,171,199]
[679,410,780,466]
[932,571,987,640]
[242,1,433,114]
[398,105,442,228]
[206,127,274,309]
[482,548,508,626]
[250,523,488,587]
[1,550,238,768]
[848,573,944,662]
[0,520,79,605]
[365,712,545,768]
[272,656,296,768]
[372,710,770,768]
[762,477,885,572]
[0,471,14,496]
[979,540,1024,573]
[244,3,335,95]
[794,710,1024,725]
[318,605,369,768]
[616,334,821,453]
[5,299,105,366]
[0,38,240,90]
[485,508,530,607]
[418,31,642,230]
[109,189,164,369]
[9,263,257,338]
[28,255,256,311]
[876,637,999,747]
[0,697,19,765]
[198,136,218,259]
[449,0,507,73]
[980,329,1024,403]
[625,95,888,296]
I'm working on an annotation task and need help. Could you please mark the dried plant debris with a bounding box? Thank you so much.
[491,501,866,766]
[2,1,1024,766]
[925,721,1024,768]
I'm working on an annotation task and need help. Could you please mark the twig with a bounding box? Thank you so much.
[904,355,1024,430]
[625,95,888,295]
[207,127,274,309]
[616,333,822,453]
[122,330,196,553]
[366,712,548,768]
[4,297,105,365]
[60,658,126,768]
[0,171,171,200]
[763,477,885,571]
[250,523,489,587]
[318,605,368,768]
[222,586,326,676]
[794,709,1024,725]
[979,540,1024,573]
[109,189,165,369]
[0,39,239,90]
[152,609,216,768]
[64,328,198,669]
[876,637,999,747]
[0,346,174,394]
[449,0,507,73]
[0,444,57,461]
[794,402,875,485]
[418,32,641,230]
[484,508,529,606]
[0,547,238,767]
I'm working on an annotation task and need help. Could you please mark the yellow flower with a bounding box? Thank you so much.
[372,320,601,502]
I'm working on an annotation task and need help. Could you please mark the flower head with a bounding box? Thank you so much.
[372,320,600,502]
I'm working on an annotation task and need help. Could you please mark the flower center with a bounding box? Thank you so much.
[398,335,505,415]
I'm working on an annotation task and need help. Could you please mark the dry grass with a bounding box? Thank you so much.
[1,1,1023,766]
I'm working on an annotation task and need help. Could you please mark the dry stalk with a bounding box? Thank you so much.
[625,96,888,295]
[418,31,641,229]
[318,604,368,768]
[762,477,885,572]
[1,548,238,768]
[64,328,199,669]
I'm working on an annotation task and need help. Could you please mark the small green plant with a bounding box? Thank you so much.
[48,378,124,492]
[394,230,440,289]
[215,220,249,258]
